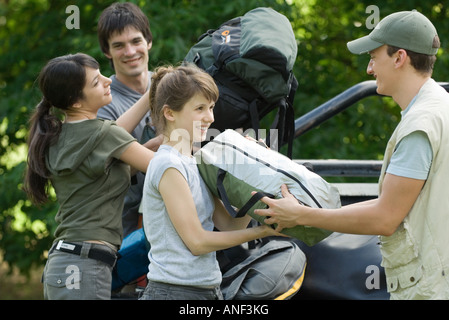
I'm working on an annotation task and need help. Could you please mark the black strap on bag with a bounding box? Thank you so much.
[216,168,274,218]
[267,75,297,158]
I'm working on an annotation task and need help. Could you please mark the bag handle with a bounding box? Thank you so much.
[216,168,274,218]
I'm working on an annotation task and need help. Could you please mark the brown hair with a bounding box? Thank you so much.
[23,53,99,205]
[149,64,219,135]
[387,44,437,75]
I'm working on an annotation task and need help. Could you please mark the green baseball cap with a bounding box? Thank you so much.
[347,10,439,55]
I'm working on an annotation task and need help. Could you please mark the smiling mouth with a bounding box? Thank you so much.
[197,125,209,132]
[123,57,141,65]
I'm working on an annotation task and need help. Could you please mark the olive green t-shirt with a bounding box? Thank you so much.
[46,119,136,246]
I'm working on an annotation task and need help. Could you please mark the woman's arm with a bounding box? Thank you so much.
[113,90,157,172]
[119,141,154,173]
[254,173,425,236]
[115,90,150,134]
[212,197,253,231]
[142,134,164,152]
[159,168,279,256]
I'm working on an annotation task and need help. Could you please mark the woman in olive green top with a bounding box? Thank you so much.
[23,53,155,299]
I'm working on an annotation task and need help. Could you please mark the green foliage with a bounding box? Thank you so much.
[289,0,449,161]
[1,0,449,275]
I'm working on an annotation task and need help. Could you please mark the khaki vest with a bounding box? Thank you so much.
[378,79,449,299]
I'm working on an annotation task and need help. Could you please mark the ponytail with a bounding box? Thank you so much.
[148,66,175,134]
[37,97,62,137]
[23,98,62,205]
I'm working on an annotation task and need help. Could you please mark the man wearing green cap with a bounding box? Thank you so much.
[254,11,449,299]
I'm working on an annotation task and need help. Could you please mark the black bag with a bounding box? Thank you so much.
[184,7,298,157]
[218,238,306,300]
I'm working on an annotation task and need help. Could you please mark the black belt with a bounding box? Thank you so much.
[50,240,117,268]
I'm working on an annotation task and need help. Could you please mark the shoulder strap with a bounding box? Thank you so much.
[216,169,274,218]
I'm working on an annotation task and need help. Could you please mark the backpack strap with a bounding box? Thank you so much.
[249,100,260,136]
[267,74,298,158]
[216,168,274,218]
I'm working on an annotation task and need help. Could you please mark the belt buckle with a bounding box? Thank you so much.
[56,240,76,251]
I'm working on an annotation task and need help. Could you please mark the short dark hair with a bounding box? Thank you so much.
[387,44,437,75]
[97,2,152,57]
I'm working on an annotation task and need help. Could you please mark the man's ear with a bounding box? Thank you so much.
[147,41,153,51]
[394,49,408,69]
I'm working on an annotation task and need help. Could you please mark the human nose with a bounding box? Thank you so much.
[205,108,214,123]
[102,74,112,87]
[366,59,374,75]
[209,108,215,123]
[124,43,136,56]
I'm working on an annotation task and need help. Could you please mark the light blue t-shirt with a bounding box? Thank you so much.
[386,96,433,180]
[141,145,222,287]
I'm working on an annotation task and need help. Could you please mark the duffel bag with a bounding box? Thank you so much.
[195,129,340,246]
[219,238,306,300]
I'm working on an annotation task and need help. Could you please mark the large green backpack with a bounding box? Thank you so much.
[184,7,298,157]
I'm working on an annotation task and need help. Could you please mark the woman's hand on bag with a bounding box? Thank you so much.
[258,224,288,238]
